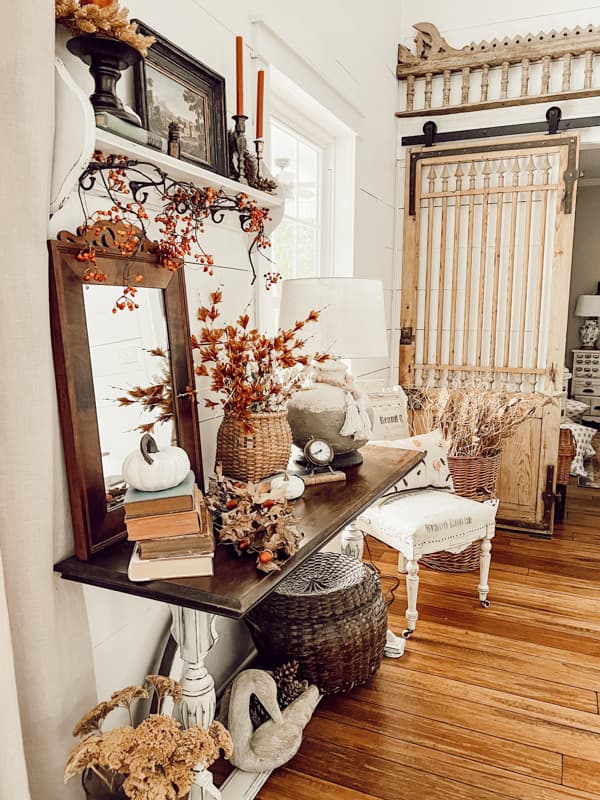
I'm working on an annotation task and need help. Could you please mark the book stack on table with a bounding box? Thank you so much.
[126,472,215,581]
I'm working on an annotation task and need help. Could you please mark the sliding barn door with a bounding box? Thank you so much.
[400,135,579,533]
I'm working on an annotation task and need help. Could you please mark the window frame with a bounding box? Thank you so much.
[269,101,335,279]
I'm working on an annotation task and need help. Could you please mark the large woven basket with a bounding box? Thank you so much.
[215,410,292,482]
[557,428,576,485]
[420,452,500,573]
[246,552,387,695]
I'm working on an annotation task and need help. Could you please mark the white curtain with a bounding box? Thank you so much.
[0,3,97,798]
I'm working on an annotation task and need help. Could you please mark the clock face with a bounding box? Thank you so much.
[304,438,334,467]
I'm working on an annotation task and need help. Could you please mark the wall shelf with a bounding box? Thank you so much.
[95,127,284,212]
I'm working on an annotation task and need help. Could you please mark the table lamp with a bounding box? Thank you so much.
[575,294,600,349]
[278,277,388,467]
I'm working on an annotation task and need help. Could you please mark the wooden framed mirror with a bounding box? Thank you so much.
[50,223,202,560]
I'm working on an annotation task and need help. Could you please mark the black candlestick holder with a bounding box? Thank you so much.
[253,138,278,193]
[229,114,249,184]
[67,35,141,126]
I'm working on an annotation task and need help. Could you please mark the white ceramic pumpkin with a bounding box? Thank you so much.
[122,434,190,492]
[268,472,305,500]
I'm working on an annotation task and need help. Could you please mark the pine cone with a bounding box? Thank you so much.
[249,661,309,728]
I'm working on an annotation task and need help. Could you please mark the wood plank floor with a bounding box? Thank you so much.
[256,482,600,799]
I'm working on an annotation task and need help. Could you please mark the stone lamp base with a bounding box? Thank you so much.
[287,361,373,468]
[579,317,600,349]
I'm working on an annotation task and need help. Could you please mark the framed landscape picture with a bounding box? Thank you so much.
[132,22,228,175]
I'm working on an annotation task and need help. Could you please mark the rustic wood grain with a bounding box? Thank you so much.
[258,486,600,799]
[54,446,422,617]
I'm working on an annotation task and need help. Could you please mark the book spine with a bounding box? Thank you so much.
[95,113,167,152]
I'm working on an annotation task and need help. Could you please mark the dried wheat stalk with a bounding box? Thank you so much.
[408,385,549,457]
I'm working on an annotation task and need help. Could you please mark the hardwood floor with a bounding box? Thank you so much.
[256,482,600,799]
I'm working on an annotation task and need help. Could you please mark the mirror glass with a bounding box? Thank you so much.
[83,285,175,508]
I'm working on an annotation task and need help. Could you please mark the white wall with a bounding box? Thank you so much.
[53,0,405,702]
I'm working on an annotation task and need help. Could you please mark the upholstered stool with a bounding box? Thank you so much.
[342,488,498,639]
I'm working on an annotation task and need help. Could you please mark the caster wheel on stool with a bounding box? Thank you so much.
[402,629,414,639]
[480,599,491,608]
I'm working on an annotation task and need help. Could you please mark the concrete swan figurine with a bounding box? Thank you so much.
[227,668,320,771]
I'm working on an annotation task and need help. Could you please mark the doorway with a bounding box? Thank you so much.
[560,143,600,525]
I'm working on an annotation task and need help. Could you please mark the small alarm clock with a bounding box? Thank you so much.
[303,437,334,468]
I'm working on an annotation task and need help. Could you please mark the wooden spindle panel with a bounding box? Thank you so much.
[406,144,565,393]
[424,73,433,109]
[406,75,415,112]
[476,160,492,367]
[501,61,510,98]
[517,155,536,369]
[584,50,594,89]
[503,158,521,368]
[541,56,551,93]
[461,67,470,104]
[562,53,572,91]
[443,70,451,105]
[480,64,489,101]
[436,166,450,365]
[520,58,530,96]
[489,161,506,366]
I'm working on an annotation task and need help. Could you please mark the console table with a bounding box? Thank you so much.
[55,445,421,800]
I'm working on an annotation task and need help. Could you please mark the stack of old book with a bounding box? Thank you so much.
[126,472,214,581]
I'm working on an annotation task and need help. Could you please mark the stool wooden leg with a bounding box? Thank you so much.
[403,560,419,637]
[478,530,493,608]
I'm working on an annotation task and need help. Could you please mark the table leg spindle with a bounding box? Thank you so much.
[170,606,221,800]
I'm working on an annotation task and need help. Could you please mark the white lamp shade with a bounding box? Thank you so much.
[278,278,388,359]
[575,295,600,317]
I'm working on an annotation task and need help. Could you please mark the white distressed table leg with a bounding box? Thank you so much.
[404,559,419,635]
[397,552,408,573]
[478,529,493,607]
[170,606,221,800]
[340,522,364,560]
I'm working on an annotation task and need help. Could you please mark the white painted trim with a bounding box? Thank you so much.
[51,58,96,215]
[250,18,364,133]
[219,768,272,800]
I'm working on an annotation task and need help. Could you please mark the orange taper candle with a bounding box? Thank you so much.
[235,36,244,116]
[256,70,265,139]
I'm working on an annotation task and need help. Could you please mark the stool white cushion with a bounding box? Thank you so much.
[350,488,497,639]
[358,488,496,561]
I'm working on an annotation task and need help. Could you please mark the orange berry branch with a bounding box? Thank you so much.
[76,152,280,312]
[191,289,329,431]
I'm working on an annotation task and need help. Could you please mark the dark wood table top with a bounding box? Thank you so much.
[54,446,422,619]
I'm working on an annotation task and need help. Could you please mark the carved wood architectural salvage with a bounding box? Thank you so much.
[396,22,600,116]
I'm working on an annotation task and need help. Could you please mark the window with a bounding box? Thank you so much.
[270,118,324,279]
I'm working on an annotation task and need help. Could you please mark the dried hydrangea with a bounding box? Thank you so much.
[64,735,102,782]
[65,676,231,800]
[72,700,118,737]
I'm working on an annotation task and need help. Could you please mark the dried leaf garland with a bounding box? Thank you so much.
[208,467,303,572]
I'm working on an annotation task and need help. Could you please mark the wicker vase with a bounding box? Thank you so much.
[215,410,293,482]
[420,452,501,573]
[447,452,501,501]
